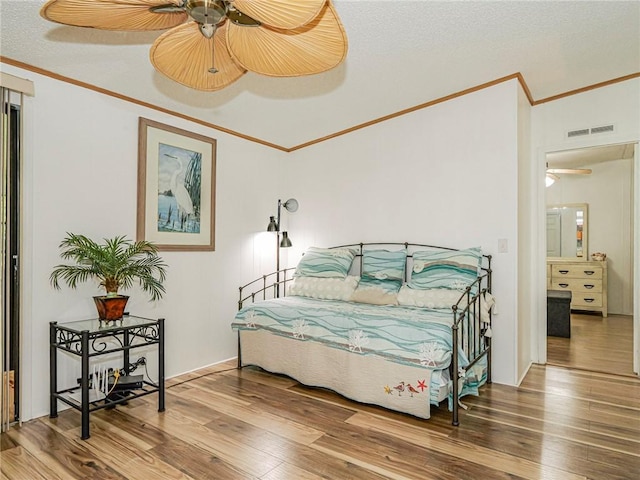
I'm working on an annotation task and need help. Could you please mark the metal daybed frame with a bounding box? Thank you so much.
[236,242,493,426]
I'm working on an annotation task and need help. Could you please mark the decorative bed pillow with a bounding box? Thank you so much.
[408,247,481,290]
[361,249,407,281]
[288,275,360,301]
[350,277,401,305]
[397,286,463,309]
[294,247,356,278]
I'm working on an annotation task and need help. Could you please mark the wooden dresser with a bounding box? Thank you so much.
[547,259,608,317]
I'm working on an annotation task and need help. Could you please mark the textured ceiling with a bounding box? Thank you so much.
[1,1,639,149]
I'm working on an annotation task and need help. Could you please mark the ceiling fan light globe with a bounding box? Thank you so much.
[199,23,216,38]
[545,175,556,187]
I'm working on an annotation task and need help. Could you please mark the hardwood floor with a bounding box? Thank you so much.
[547,313,634,375]
[2,361,639,480]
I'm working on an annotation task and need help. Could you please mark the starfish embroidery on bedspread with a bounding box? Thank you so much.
[292,319,309,339]
[419,342,442,367]
[384,385,392,394]
[348,329,369,353]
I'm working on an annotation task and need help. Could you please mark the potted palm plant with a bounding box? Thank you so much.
[50,233,168,321]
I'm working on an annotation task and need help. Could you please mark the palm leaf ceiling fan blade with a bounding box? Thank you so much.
[227,1,347,77]
[40,0,187,31]
[150,22,246,91]
[232,0,326,30]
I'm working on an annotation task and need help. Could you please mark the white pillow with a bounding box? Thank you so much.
[398,287,496,324]
[288,275,359,301]
[397,286,463,308]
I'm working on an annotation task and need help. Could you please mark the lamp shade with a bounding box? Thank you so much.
[282,198,299,213]
[267,216,278,232]
[280,231,292,248]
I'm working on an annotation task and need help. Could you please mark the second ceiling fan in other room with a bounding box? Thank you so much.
[545,166,592,187]
[546,167,593,175]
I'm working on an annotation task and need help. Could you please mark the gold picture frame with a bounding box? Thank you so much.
[137,117,216,251]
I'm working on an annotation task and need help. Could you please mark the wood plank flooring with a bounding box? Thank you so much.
[547,313,634,375]
[2,361,639,480]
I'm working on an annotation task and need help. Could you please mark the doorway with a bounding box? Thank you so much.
[544,142,636,376]
[1,94,22,429]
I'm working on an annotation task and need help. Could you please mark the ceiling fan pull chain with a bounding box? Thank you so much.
[209,32,219,74]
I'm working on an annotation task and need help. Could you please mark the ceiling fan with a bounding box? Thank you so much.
[545,166,592,186]
[40,0,348,91]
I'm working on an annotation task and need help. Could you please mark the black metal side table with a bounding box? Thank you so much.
[50,314,165,439]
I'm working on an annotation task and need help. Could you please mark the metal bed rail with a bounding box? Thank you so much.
[238,267,296,310]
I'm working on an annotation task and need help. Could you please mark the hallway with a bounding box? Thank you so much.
[547,312,634,376]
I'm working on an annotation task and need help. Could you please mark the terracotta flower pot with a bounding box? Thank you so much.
[93,295,129,321]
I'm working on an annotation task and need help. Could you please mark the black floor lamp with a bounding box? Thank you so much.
[267,198,298,295]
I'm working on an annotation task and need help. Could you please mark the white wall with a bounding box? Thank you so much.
[3,63,286,421]
[282,80,521,387]
[531,78,640,362]
[517,85,533,383]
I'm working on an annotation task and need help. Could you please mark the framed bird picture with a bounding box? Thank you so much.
[137,117,216,251]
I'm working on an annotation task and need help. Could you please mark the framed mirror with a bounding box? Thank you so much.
[546,203,588,259]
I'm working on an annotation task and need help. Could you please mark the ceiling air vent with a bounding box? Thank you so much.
[567,124,615,138]
[567,128,590,138]
[590,124,614,134]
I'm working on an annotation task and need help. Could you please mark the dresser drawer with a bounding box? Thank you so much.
[551,278,602,293]
[551,264,602,279]
[571,293,603,308]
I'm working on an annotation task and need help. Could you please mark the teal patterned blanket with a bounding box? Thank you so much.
[232,296,469,372]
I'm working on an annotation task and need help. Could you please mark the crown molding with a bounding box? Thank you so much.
[1,56,637,152]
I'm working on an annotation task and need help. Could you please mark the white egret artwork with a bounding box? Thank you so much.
[157,143,202,234]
